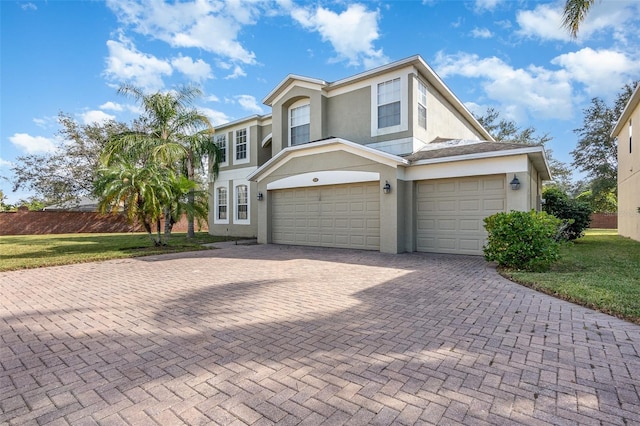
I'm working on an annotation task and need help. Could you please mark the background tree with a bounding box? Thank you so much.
[571,82,637,208]
[562,0,597,38]
[475,108,573,191]
[10,113,129,205]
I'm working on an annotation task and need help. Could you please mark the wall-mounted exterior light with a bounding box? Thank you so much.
[509,175,521,191]
[383,181,391,194]
[257,192,264,201]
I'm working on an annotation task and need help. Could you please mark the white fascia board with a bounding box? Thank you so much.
[405,155,528,181]
[248,138,408,182]
[611,84,640,137]
[261,133,272,147]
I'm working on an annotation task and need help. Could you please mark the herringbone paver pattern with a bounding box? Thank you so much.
[1,244,639,425]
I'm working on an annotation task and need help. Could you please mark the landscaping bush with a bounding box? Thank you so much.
[483,210,563,272]
[542,187,592,241]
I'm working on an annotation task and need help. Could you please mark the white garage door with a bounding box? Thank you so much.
[416,175,506,255]
[271,182,380,250]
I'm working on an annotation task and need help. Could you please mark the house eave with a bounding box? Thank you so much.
[611,83,640,137]
[410,146,551,180]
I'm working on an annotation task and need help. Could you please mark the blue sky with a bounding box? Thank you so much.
[2,0,640,204]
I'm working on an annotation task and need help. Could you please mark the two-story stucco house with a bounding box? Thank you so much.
[612,84,640,242]
[209,55,550,254]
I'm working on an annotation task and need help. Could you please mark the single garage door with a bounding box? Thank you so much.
[416,175,506,255]
[271,182,380,250]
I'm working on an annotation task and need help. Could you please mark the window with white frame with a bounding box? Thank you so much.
[216,187,228,222]
[235,129,247,162]
[290,103,310,146]
[236,184,249,223]
[630,119,633,154]
[377,78,401,129]
[417,80,427,129]
[215,134,227,166]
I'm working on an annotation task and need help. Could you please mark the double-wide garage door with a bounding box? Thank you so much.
[416,175,506,255]
[271,182,380,250]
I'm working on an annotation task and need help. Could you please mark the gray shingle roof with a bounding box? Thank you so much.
[405,140,537,162]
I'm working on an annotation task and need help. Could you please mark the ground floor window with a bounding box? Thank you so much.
[236,184,249,222]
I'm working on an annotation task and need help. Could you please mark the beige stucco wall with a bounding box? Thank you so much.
[208,179,259,239]
[617,106,640,241]
[417,75,485,144]
[271,86,326,154]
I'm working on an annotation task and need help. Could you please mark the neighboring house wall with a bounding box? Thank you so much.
[613,85,640,241]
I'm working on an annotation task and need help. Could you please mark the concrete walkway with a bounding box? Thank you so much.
[1,244,639,425]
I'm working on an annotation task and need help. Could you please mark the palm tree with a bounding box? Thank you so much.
[562,0,597,38]
[95,158,176,246]
[103,84,216,238]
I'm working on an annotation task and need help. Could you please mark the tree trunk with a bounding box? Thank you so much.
[163,207,173,243]
[156,219,163,246]
[186,151,196,239]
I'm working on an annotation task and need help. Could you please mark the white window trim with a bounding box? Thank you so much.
[370,71,408,137]
[288,99,311,147]
[213,182,229,225]
[234,180,250,225]
[215,134,228,167]
[233,127,250,165]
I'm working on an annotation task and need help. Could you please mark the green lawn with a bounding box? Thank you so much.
[503,229,640,324]
[0,232,230,272]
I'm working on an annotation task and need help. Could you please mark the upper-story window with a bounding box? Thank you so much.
[377,78,401,129]
[417,80,427,129]
[630,119,633,154]
[234,128,248,164]
[290,103,310,146]
[214,134,227,166]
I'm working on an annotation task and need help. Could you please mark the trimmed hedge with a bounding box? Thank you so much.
[483,210,563,272]
[542,187,592,241]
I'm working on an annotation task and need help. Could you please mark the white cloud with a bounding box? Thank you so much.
[21,2,37,11]
[516,4,571,42]
[104,37,172,91]
[516,1,640,42]
[106,0,258,65]
[32,116,57,129]
[291,3,388,68]
[79,110,116,125]
[470,27,493,39]
[9,133,57,154]
[0,157,14,168]
[205,94,220,103]
[199,107,232,127]
[551,48,640,97]
[99,101,124,111]
[235,95,263,114]
[224,65,246,80]
[171,55,213,82]
[474,0,502,12]
[434,51,574,120]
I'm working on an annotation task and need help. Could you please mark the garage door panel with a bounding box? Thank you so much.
[417,175,505,255]
[272,182,380,250]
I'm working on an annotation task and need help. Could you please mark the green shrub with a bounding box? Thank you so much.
[483,210,563,272]
[542,187,592,241]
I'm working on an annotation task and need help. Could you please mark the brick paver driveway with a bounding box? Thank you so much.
[2,244,640,425]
